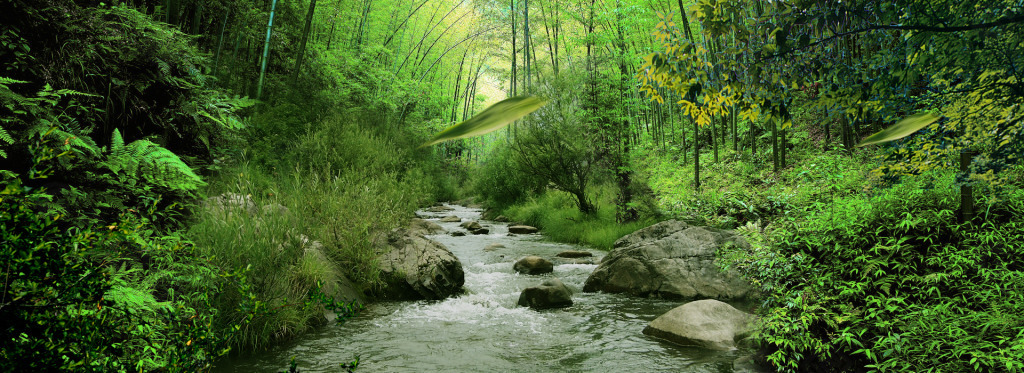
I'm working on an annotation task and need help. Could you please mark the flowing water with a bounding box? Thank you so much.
[217,205,750,372]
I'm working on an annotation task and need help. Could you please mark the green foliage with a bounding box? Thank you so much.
[103,129,205,191]
[189,105,436,349]
[0,168,244,371]
[510,115,601,214]
[501,184,658,249]
[1,0,245,165]
[722,170,1024,372]
[472,143,547,208]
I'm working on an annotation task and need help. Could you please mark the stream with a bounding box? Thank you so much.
[217,204,748,372]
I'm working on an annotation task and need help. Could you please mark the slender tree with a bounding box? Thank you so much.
[293,0,319,82]
[256,0,279,100]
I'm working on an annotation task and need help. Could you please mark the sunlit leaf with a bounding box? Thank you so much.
[856,112,941,147]
[420,96,547,148]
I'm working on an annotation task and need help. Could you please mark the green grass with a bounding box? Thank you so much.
[501,184,659,250]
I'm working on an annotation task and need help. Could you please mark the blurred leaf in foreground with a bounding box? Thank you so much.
[857,112,941,147]
[420,96,547,148]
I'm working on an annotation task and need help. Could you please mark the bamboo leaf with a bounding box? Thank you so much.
[420,96,547,147]
[856,112,941,147]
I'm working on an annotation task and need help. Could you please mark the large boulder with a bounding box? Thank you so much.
[643,299,757,350]
[513,256,554,275]
[583,220,752,300]
[508,225,539,234]
[440,215,462,223]
[374,228,464,300]
[459,220,489,235]
[518,278,573,310]
[408,218,445,236]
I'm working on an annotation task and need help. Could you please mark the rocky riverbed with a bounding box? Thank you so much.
[216,204,763,372]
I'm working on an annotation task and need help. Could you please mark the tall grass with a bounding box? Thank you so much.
[502,185,658,250]
[189,112,437,350]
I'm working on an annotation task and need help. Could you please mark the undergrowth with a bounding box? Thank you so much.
[723,168,1024,372]
[499,184,658,249]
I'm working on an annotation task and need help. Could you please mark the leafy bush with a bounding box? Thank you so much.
[472,143,546,208]
[510,121,600,214]
[0,169,240,371]
[724,170,1024,372]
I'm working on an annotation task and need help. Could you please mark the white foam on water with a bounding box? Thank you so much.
[554,263,598,273]
[386,294,552,333]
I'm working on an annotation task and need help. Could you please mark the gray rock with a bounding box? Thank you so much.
[458,220,488,234]
[374,228,464,300]
[408,218,445,236]
[205,193,258,216]
[642,299,757,350]
[451,231,466,237]
[440,215,462,223]
[556,250,593,258]
[459,221,482,230]
[426,205,455,213]
[518,278,573,310]
[494,215,510,222]
[484,243,505,251]
[508,225,539,234]
[513,256,554,275]
[583,220,752,300]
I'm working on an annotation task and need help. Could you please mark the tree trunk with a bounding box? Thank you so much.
[511,0,517,96]
[615,0,637,222]
[693,115,700,191]
[523,0,531,91]
[293,0,319,82]
[711,115,718,163]
[256,0,279,100]
[772,118,779,172]
[213,11,229,77]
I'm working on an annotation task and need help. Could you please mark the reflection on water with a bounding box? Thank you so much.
[215,205,745,372]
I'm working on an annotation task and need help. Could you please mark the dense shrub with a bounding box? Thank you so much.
[724,169,1024,372]
[0,164,239,371]
[472,143,546,209]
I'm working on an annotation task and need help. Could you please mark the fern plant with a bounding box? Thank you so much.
[0,77,28,158]
[103,129,205,192]
[1,77,101,160]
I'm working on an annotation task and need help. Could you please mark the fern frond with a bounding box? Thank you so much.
[104,137,204,192]
[154,58,172,78]
[110,129,125,157]
[0,77,29,85]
